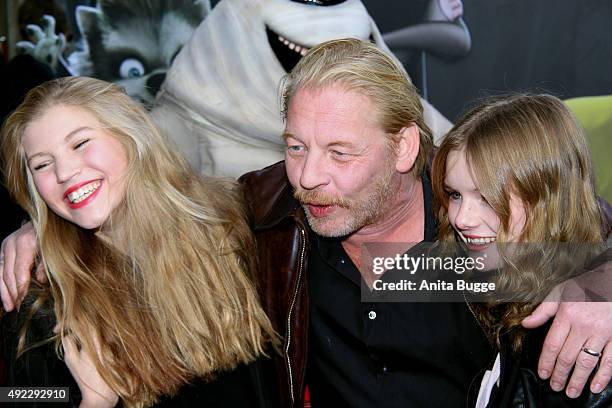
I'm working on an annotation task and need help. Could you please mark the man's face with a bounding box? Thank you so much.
[284,85,399,237]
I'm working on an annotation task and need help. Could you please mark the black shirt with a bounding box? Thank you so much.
[307,176,495,407]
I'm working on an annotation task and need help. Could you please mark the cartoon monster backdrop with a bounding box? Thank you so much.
[16,0,456,177]
[152,0,454,177]
[7,0,611,187]
[1,0,459,240]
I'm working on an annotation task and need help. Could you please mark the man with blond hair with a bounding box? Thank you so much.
[240,38,612,406]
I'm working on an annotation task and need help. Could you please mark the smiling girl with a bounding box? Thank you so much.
[1,77,277,407]
[431,94,610,406]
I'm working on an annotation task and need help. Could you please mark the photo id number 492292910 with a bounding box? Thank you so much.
[0,387,69,402]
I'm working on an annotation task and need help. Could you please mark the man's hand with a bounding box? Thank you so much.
[1,222,42,311]
[523,275,612,398]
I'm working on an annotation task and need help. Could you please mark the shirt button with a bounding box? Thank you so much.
[368,311,377,320]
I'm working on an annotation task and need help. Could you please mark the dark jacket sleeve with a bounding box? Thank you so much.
[493,325,612,407]
[1,296,81,407]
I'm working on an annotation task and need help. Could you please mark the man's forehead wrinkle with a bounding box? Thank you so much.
[285,85,383,151]
[299,87,373,124]
[307,112,370,145]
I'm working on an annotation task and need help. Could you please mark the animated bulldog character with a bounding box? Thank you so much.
[152,0,453,177]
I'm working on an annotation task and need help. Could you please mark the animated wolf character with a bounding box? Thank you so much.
[152,0,453,177]
[71,0,209,107]
[19,0,209,107]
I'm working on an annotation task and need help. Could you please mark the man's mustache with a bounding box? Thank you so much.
[293,188,351,209]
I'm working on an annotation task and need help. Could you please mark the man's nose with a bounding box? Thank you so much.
[299,152,329,190]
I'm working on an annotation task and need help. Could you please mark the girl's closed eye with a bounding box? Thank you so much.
[74,139,90,150]
[33,162,50,171]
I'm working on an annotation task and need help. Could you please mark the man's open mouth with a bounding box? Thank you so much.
[307,203,334,218]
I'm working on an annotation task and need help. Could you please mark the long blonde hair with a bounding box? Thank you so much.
[431,94,604,350]
[2,77,276,407]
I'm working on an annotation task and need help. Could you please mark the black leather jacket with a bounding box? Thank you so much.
[476,324,612,407]
[240,161,310,408]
